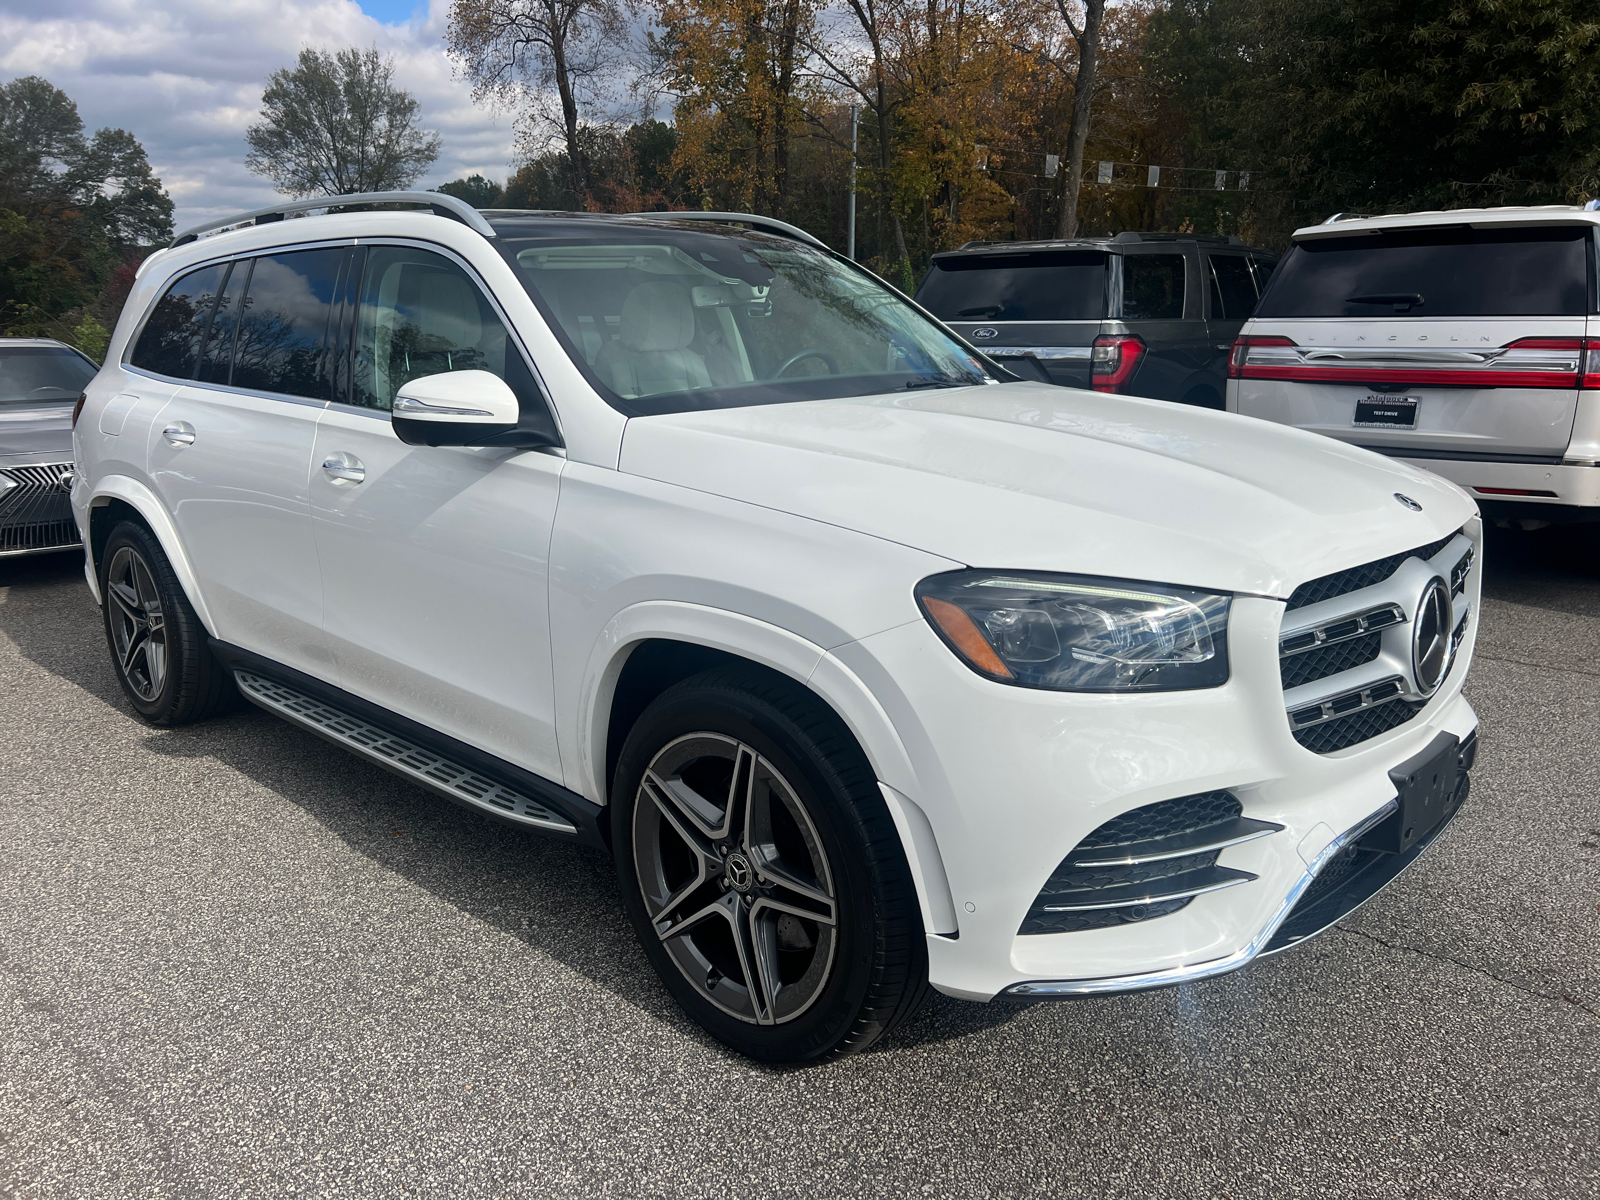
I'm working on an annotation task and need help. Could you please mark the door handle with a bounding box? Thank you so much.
[162,423,195,446]
[322,453,365,485]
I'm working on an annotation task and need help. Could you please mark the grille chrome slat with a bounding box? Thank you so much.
[1069,816,1284,867]
[1040,865,1257,912]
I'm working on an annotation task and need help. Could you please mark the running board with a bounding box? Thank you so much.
[235,670,578,836]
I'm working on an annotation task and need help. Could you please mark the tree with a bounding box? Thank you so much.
[0,76,173,344]
[1050,0,1107,236]
[448,0,628,208]
[436,173,505,206]
[244,47,441,197]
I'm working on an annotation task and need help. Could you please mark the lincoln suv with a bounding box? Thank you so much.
[72,193,1481,1063]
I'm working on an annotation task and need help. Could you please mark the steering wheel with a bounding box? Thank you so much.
[774,348,841,379]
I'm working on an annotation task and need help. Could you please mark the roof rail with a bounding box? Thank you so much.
[623,210,830,251]
[1320,212,1371,225]
[169,191,496,249]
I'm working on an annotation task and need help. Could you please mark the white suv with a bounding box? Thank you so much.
[73,193,1481,1063]
[1228,205,1600,526]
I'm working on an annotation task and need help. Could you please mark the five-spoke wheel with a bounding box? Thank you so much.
[634,733,838,1026]
[105,544,168,701]
[613,666,928,1063]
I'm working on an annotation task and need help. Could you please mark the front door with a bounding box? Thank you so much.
[142,248,341,678]
[309,243,566,780]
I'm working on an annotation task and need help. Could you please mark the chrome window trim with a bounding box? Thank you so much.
[121,365,332,411]
[1005,797,1403,997]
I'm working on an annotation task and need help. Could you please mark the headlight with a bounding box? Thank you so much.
[914,570,1231,692]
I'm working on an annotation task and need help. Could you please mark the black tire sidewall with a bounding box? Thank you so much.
[612,677,893,1063]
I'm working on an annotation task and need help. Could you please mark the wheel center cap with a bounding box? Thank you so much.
[724,852,754,893]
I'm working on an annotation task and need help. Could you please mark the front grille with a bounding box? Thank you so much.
[1281,632,1381,689]
[0,463,77,553]
[1020,791,1281,935]
[1285,533,1455,611]
[1291,698,1423,753]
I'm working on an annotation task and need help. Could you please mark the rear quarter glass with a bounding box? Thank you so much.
[1257,226,1591,319]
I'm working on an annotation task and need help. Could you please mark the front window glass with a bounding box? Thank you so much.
[916,250,1108,322]
[351,245,546,416]
[0,346,98,406]
[1257,227,1590,318]
[497,224,993,416]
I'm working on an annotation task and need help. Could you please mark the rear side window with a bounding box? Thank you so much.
[196,261,247,386]
[1207,254,1258,319]
[1121,255,1186,320]
[916,251,1108,321]
[129,263,228,379]
[1258,226,1591,318]
[231,248,345,399]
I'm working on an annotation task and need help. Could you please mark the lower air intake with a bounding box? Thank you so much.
[1020,791,1282,935]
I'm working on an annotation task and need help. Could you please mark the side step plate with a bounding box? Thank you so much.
[235,670,577,835]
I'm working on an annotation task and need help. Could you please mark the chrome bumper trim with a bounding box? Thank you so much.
[1005,799,1401,998]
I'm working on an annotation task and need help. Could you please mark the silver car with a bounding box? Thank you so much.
[1,338,96,557]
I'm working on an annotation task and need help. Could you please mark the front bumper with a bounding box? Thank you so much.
[833,569,1481,1002]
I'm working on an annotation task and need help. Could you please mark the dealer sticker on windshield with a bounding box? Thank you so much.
[1354,396,1418,428]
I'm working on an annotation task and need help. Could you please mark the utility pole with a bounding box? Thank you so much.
[847,105,859,260]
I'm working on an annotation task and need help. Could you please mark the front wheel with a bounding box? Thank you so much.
[612,666,928,1063]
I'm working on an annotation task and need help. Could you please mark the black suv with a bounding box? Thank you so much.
[916,232,1278,408]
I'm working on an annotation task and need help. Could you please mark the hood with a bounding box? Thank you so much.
[617,382,1477,599]
[0,404,74,467]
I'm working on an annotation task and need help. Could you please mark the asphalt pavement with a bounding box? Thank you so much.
[2,527,1597,1200]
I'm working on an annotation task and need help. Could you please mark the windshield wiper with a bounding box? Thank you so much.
[957,305,1004,317]
[899,375,967,391]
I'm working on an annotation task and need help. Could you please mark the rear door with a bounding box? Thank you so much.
[145,247,341,677]
[1116,248,1205,403]
[1231,224,1589,458]
[915,249,1105,388]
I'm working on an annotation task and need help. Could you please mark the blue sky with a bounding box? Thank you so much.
[0,0,519,230]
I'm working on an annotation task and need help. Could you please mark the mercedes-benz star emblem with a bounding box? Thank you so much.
[724,852,754,893]
[1394,493,1423,511]
[1411,577,1454,695]
[971,327,998,339]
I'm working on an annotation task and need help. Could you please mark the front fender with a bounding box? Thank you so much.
[570,600,959,936]
[85,474,214,635]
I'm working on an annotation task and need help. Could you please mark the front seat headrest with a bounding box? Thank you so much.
[620,281,696,353]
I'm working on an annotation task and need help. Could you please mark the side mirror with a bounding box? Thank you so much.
[391,370,520,447]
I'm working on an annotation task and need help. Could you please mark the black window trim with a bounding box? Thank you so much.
[326,236,565,446]
[123,236,359,399]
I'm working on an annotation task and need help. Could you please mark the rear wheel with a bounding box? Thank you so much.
[100,520,236,725]
[612,666,928,1063]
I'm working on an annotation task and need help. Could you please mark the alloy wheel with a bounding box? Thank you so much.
[632,733,838,1025]
[106,545,167,701]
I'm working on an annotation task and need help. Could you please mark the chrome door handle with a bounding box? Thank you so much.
[321,453,365,485]
[162,423,195,446]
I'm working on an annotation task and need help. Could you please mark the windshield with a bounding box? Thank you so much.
[1259,226,1592,318]
[916,251,1108,321]
[0,345,97,406]
[494,223,993,416]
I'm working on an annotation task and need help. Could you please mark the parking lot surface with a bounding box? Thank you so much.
[2,528,1597,1200]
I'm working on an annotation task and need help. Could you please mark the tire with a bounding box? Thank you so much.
[99,520,237,725]
[612,666,929,1063]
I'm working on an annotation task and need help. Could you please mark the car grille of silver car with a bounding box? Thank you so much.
[1019,791,1284,935]
[1280,528,1475,754]
[0,463,78,554]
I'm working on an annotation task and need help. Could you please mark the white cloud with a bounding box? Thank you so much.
[0,0,519,235]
